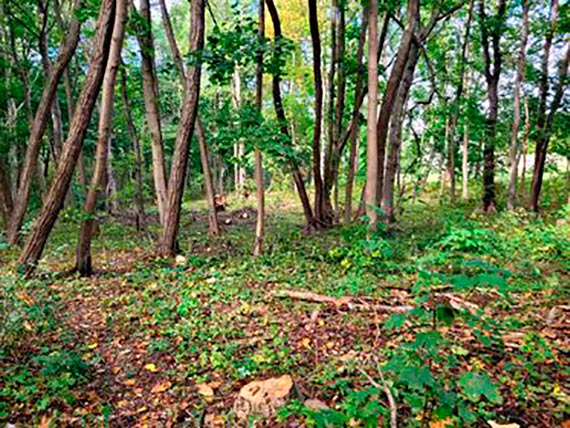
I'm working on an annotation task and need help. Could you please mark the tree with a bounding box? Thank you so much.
[76,0,126,276]
[253,0,266,256]
[7,0,82,245]
[365,0,380,231]
[159,0,206,256]
[18,0,117,276]
[478,0,507,212]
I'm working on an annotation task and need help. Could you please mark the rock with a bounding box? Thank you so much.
[234,374,293,419]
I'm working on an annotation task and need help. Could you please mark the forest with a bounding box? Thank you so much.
[0,0,569,426]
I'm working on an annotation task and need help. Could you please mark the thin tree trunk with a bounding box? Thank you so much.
[196,119,220,236]
[375,0,419,207]
[132,0,168,226]
[265,0,315,229]
[507,0,529,210]
[120,66,145,231]
[479,0,507,212]
[159,0,205,256]
[343,4,368,223]
[7,0,82,245]
[158,0,219,234]
[18,0,116,276]
[76,0,125,276]
[520,96,530,199]
[382,44,419,221]
[531,40,570,211]
[308,0,325,224]
[253,0,265,256]
[365,0,379,231]
[462,122,469,200]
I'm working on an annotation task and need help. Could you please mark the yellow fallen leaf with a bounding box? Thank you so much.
[430,417,454,428]
[23,321,33,331]
[318,319,325,327]
[197,383,215,397]
[117,400,129,408]
[145,363,158,372]
[487,421,520,428]
[151,381,171,393]
[301,338,311,348]
[137,406,148,413]
[124,379,136,386]
[87,342,98,349]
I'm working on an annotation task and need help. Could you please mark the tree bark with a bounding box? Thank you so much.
[18,0,116,276]
[265,0,315,229]
[375,0,419,207]
[462,122,469,200]
[520,96,530,199]
[253,0,265,256]
[530,40,570,212]
[196,119,220,236]
[120,66,145,232]
[506,0,529,210]
[308,0,325,224]
[365,0,379,231]
[159,0,205,256]
[478,0,507,212]
[76,0,126,276]
[7,0,82,245]
[343,4,368,223]
[381,43,419,221]
[132,0,168,226]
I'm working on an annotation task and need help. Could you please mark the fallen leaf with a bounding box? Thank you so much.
[151,381,172,393]
[430,417,454,428]
[304,399,329,410]
[145,363,158,372]
[39,415,51,428]
[87,342,98,349]
[197,383,215,398]
[487,421,520,428]
[124,379,136,386]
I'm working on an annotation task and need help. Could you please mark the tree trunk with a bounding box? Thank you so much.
[253,0,265,256]
[132,0,168,226]
[265,0,315,229]
[308,0,325,224]
[364,0,379,231]
[462,122,469,200]
[382,43,419,221]
[120,66,145,231]
[7,0,82,245]
[520,96,530,199]
[447,0,474,203]
[159,0,205,256]
[343,4,368,223]
[479,0,507,212]
[76,0,125,276]
[375,0,419,207]
[530,40,570,212]
[18,0,116,276]
[196,119,220,236]
[506,0,529,210]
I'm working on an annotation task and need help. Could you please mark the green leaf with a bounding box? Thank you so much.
[459,372,502,404]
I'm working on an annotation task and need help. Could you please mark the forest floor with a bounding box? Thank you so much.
[1,191,569,427]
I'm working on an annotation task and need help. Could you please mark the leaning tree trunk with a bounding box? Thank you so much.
[382,43,419,222]
[7,0,82,245]
[76,0,126,276]
[265,0,315,229]
[159,0,205,256]
[158,0,218,234]
[530,40,570,212]
[343,5,368,223]
[253,0,265,256]
[507,0,529,210]
[308,0,325,224]
[18,0,116,276]
[375,0,419,208]
[132,0,168,226]
[120,66,145,231]
[196,119,220,236]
